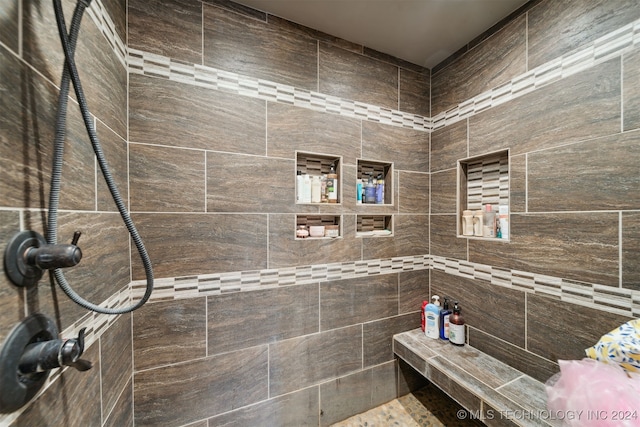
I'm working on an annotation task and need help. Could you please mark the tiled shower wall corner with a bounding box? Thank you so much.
[1,0,640,426]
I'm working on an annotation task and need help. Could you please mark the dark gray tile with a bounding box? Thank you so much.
[0,211,24,344]
[0,0,19,53]
[321,275,398,331]
[133,298,206,371]
[129,0,202,64]
[363,313,416,368]
[363,214,430,260]
[207,284,319,356]
[370,361,398,406]
[431,120,467,173]
[469,212,620,287]
[528,132,640,211]
[397,358,429,396]
[129,74,266,154]
[527,293,632,361]
[622,212,640,290]
[319,43,398,110]
[134,346,268,426]
[528,0,640,69]
[430,214,468,260]
[509,154,526,214]
[131,213,268,279]
[399,69,430,117]
[269,326,362,396]
[429,365,482,414]
[624,48,640,131]
[431,270,526,347]
[398,171,429,214]
[104,379,133,427]
[430,169,457,214]
[399,270,429,316]
[203,3,317,90]
[469,58,621,157]
[362,122,430,173]
[97,121,129,212]
[130,143,205,212]
[101,313,133,419]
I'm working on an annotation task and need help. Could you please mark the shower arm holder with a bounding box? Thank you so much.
[3,230,83,288]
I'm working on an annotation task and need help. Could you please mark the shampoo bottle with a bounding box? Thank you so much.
[375,174,384,204]
[365,174,376,204]
[420,300,428,332]
[424,295,441,339]
[356,179,363,204]
[326,163,338,203]
[439,298,451,341]
[448,301,465,346]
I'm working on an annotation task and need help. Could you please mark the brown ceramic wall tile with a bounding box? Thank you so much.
[102,0,127,43]
[527,293,632,361]
[528,0,640,69]
[469,212,619,287]
[363,313,416,368]
[363,214,430,260]
[97,120,129,212]
[130,143,205,212]
[207,284,319,356]
[399,270,429,315]
[362,122,429,173]
[134,346,269,426]
[0,1,19,53]
[0,211,23,344]
[528,132,640,211]
[101,313,133,419]
[207,152,294,213]
[129,0,202,64]
[269,326,362,396]
[321,275,398,331]
[431,270,526,347]
[104,379,133,427]
[431,15,526,116]
[131,213,268,279]
[268,214,361,268]
[622,212,640,290]
[398,171,429,214]
[266,102,362,163]
[430,169,457,214]
[398,359,429,396]
[207,386,320,427]
[509,154,526,213]
[319,43,398,110]
[624,47,640,131]
[468,329,558,383]
[399,69,430,117]
[430,214,468,260]
[129,74,266,154]
[469,58,621,157]
[133,298,206,371]
[203,3,317,90]
[430,120,467,173]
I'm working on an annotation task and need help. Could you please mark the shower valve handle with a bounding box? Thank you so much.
[25,231,83,270]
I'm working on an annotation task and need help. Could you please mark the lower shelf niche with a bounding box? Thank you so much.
[356,215,393,237]
[296,215,341,239]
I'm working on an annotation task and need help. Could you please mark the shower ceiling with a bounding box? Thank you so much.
[234,0,529,69]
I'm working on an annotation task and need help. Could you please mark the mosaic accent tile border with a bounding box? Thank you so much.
[86,0,127,68]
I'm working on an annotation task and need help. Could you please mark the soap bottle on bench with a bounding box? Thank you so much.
[425,295,441,339]
[439,298,451,341]
[448,301,465,346]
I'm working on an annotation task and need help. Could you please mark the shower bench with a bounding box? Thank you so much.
[393,329,556,427]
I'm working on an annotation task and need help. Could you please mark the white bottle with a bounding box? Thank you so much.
[424,295,441,339]
[311,176,321,203]
[296,171,305,203]
[498,205,509,239]
[301,174,311,204]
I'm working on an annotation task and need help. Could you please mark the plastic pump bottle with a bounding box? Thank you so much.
[375,173,384,204]
[424,295,441,339]
[365,174,376,204]
[439,298,451,341]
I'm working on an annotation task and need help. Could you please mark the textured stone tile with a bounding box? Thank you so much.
[399,69,430,117]
[102,0,126,42]
[131,213,268,279]
[622,211,640,290]
[432,15,526,116]
[101,313,133,419]
[207,386,319,427]
[321,275,398,331]
[528,0,640,69]
[431,120,467,173]
[130,143,206,212]
[624,47,640,131]
[398,358,430,396]
[469,212,620,287]
[208,284,319,356]
[431,270,526,347]
[468,329,558,383]
[96,121,128,212]
[0,211,23,344]
[267,102,361,164]
[363,214,430,260]
[398,171,429,214]
[269,326,362,396]
[363,313,416,368]
[134,346,269,426]
[203,3,317,90]
[129,74,266,154]
[497,375,550,420]
[0,1,19,53]
[429,365,482,414]
[399,270,429,316]
[133,298,206,371]
[528,132,640,211]
[362,122,429,173]
[129,0,202,64]
[104,379,133,427]
[207,152,294,213]
[370,361,398,407]
[527,294,632,361]
[319,43,398,110]
[430,169,457,214]
[509,154,526,214]
[469,59,621,157]
[430,214,468,260]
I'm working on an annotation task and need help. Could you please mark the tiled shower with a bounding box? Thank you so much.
[0,0,639,425]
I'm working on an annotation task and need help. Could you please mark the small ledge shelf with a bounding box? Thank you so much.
[356,215,393,238]
[295,215,342,240]
[357,159,393,206]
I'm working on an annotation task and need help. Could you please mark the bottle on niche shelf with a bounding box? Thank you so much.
[326,163,338,203]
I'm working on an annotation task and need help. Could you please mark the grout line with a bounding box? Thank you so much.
[619,211,623,288]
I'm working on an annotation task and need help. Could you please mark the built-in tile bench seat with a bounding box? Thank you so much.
[394,329,557,427]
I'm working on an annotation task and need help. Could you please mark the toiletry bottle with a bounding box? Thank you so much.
[439,298,451,341]
[321,175,327,203]
[311,175,321,203]
[498,205,509,239]
[365,174,376,204]
[356,179,363,204]
[473,210,483,236]
[462,210,474,236]
[326,163,338,203]
[375,173,384,204]
[421,300,428,332]
[301,173,312,203]
[424,295,441,339]
[483,204,496,237]
[448,301,465,346]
